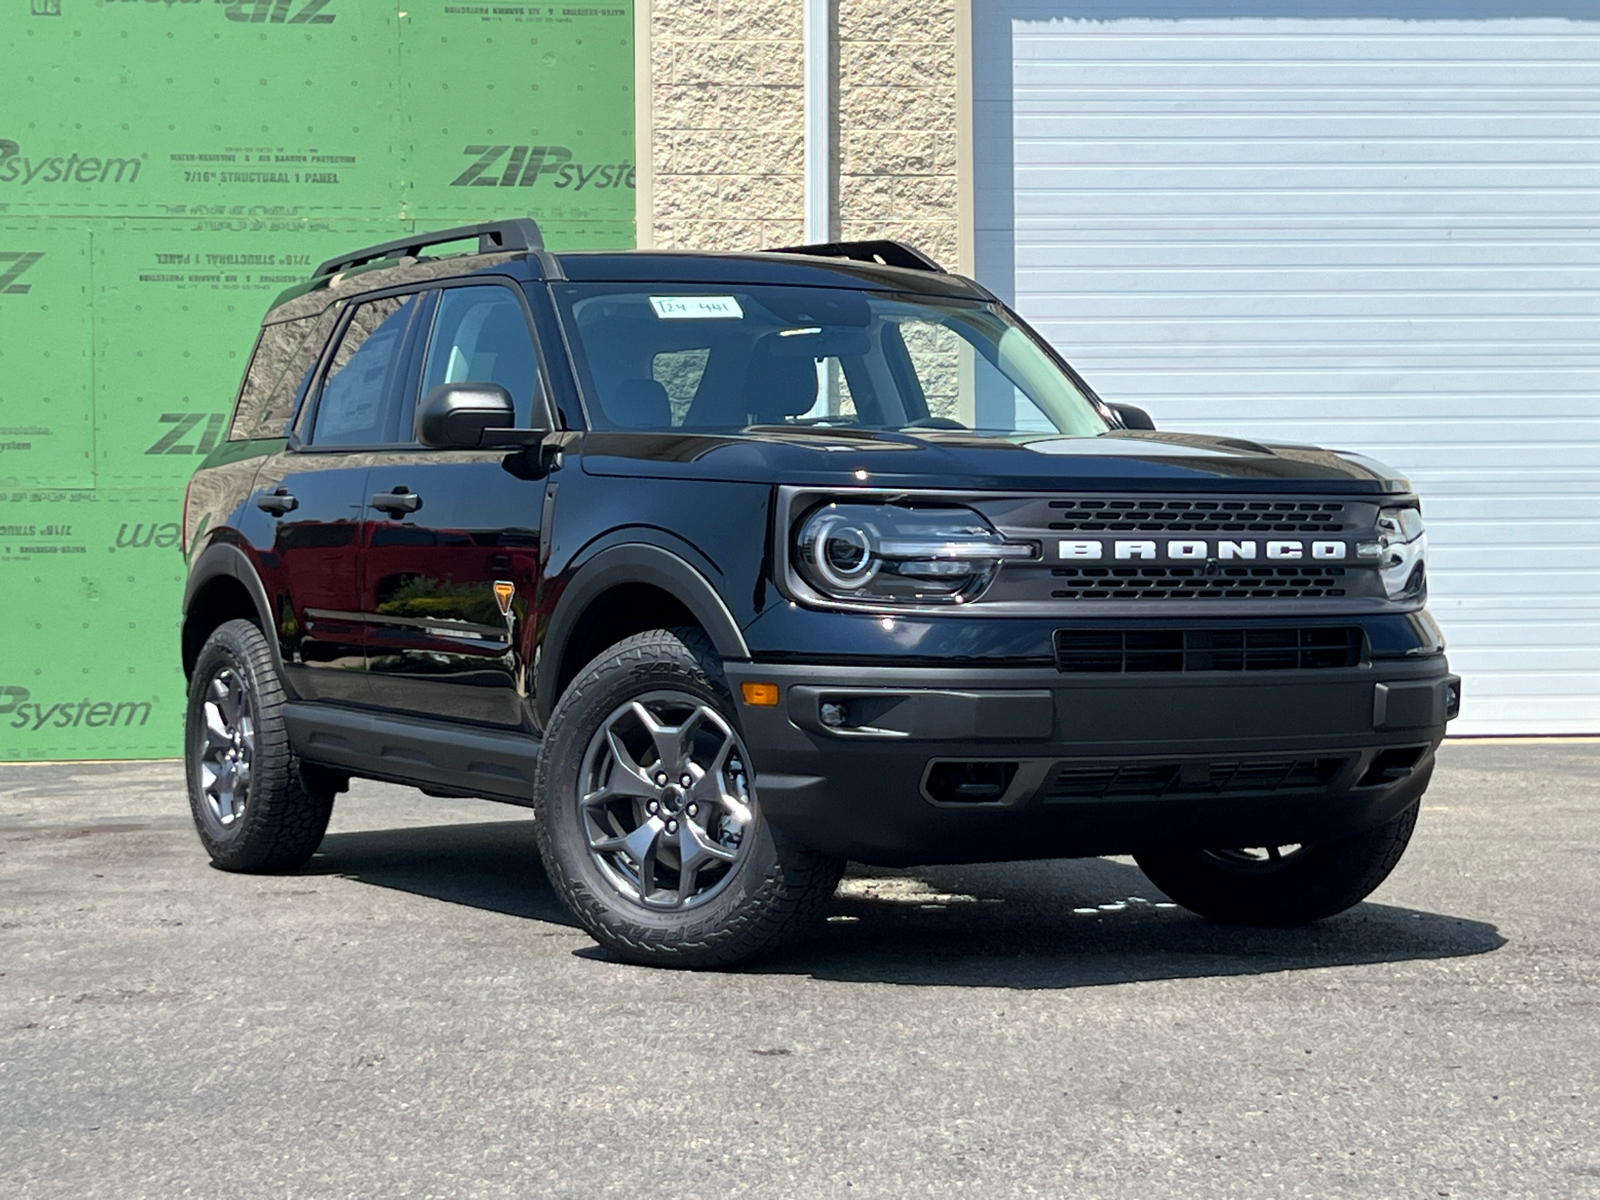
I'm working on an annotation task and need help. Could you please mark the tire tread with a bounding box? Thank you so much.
[535,628,843,968]
[186,619,334,873]
[1135,801,1420,927]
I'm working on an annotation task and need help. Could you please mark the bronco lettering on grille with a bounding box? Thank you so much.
[1059,539,1348,562]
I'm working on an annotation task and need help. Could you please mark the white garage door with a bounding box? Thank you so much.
[1005,15,1600,735]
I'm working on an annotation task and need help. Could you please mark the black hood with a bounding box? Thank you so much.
[578,428,1410,495]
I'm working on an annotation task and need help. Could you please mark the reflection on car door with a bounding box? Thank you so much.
[361,282,552,729]
[251,291,424,705]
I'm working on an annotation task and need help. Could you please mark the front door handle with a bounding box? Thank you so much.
[369,488,423,516]
[256,487,298,516]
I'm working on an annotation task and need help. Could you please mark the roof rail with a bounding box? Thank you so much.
[764,239,946,273]
[312,219,544,279]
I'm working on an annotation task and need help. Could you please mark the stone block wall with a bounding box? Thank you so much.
[645,0,960,267]
[837,0,960,267]
[647,1,807,251]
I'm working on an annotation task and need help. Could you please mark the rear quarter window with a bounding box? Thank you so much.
[228,308,337,441]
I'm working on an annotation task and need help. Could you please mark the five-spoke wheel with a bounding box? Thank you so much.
[535,629,844,967]
[184,619,336,872]
[580,695,754,911]
[195,667,256,829]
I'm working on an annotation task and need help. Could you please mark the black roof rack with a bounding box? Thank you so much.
[312,219,544,279]
[763,239,946,273]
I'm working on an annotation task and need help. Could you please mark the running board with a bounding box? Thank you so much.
[283,702,541,806]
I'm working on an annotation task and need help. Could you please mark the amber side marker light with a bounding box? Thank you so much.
[741,682,780,707]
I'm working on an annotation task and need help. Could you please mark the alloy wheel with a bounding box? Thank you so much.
[578,692,755,910]
[196,667,256,828]
[1203,844,1306,873]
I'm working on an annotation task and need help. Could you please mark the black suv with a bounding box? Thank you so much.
[180,219,1459,966]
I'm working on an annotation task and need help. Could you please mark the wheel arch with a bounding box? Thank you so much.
[181,544,281,681]
[537,543,750,726]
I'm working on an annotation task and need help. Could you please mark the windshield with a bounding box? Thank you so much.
[554,284,1109,437]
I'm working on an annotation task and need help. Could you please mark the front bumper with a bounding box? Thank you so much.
[723,657,1457,866]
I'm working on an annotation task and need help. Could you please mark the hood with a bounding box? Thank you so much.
[577,428,1410,495]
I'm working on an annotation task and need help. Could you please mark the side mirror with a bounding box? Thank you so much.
[416,382,545,448]
[1108,402,1156,431]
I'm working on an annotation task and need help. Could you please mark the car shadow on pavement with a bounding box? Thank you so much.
[757,857,1506,989]
[300,821,1504,988]
[302,820,576,926]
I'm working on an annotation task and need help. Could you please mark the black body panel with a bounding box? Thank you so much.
[362,454,548,727]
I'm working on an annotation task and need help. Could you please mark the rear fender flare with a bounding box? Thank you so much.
[181,543,288,686]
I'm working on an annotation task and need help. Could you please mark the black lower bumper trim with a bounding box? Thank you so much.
[725,658,1454,865]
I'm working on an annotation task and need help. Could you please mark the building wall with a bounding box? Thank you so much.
[645,0,961,268]
[838,0,961,267]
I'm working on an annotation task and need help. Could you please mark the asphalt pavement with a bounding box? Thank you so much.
[2,743,1596,1198]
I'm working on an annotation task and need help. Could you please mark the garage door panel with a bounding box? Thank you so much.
[1429,550,1600,577]
[1438,593,1600,615]
[1012,26,1599,60]
[1063,373,1598,400]
[1016,268,1599,299]
[1006,15,1600,733]
[1014,115,1600,144]
[1440,623,1600,649]
[1013,134,1600,168]
[1425,497,1600,522]
[1012,284,1594,319]
[1427,570,1600,598]
[1015,193,1588,220]
[1018,66,1600,92]
[1016,164,1595,195]
[1031,316,1600,349]
[1017,241,1600,268]
[1011,236,1600,270]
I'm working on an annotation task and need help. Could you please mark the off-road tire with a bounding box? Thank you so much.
[534,628,844,968]
[185,618,336,872]
[1134,801,1420,926]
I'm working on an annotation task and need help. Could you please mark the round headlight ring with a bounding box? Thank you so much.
[805,512,880,592]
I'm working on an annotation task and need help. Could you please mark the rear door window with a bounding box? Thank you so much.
[309,293,421,447]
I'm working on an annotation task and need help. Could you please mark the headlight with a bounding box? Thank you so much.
[792,503,1036,606]
[1359,505,1427,600]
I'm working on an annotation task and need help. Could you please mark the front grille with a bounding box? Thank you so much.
[1044,756,1347,801]
[1054,626,1363,672]
[1047,498,1347,535]
[1051,564,1348,600]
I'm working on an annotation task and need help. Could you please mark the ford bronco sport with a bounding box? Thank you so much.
[180,219,1459,966]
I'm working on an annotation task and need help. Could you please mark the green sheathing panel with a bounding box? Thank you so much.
[0,221,94,490]
[400,5,635,246]
[0,489,186,761]
[0,1,634,760]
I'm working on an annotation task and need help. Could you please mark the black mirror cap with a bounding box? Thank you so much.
[1108,402,1156,431]
[417,382,538,448]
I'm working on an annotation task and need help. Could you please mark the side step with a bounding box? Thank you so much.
[283,702,541,806]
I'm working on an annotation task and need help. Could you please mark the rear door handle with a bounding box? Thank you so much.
[369,488,423,516]
[256,487,298,516]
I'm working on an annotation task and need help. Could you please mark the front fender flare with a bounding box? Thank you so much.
[536,542,750,723]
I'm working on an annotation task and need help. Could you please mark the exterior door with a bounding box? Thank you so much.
[362,282,552,728]
[982,10,1600,732]
[254,289,425,705]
